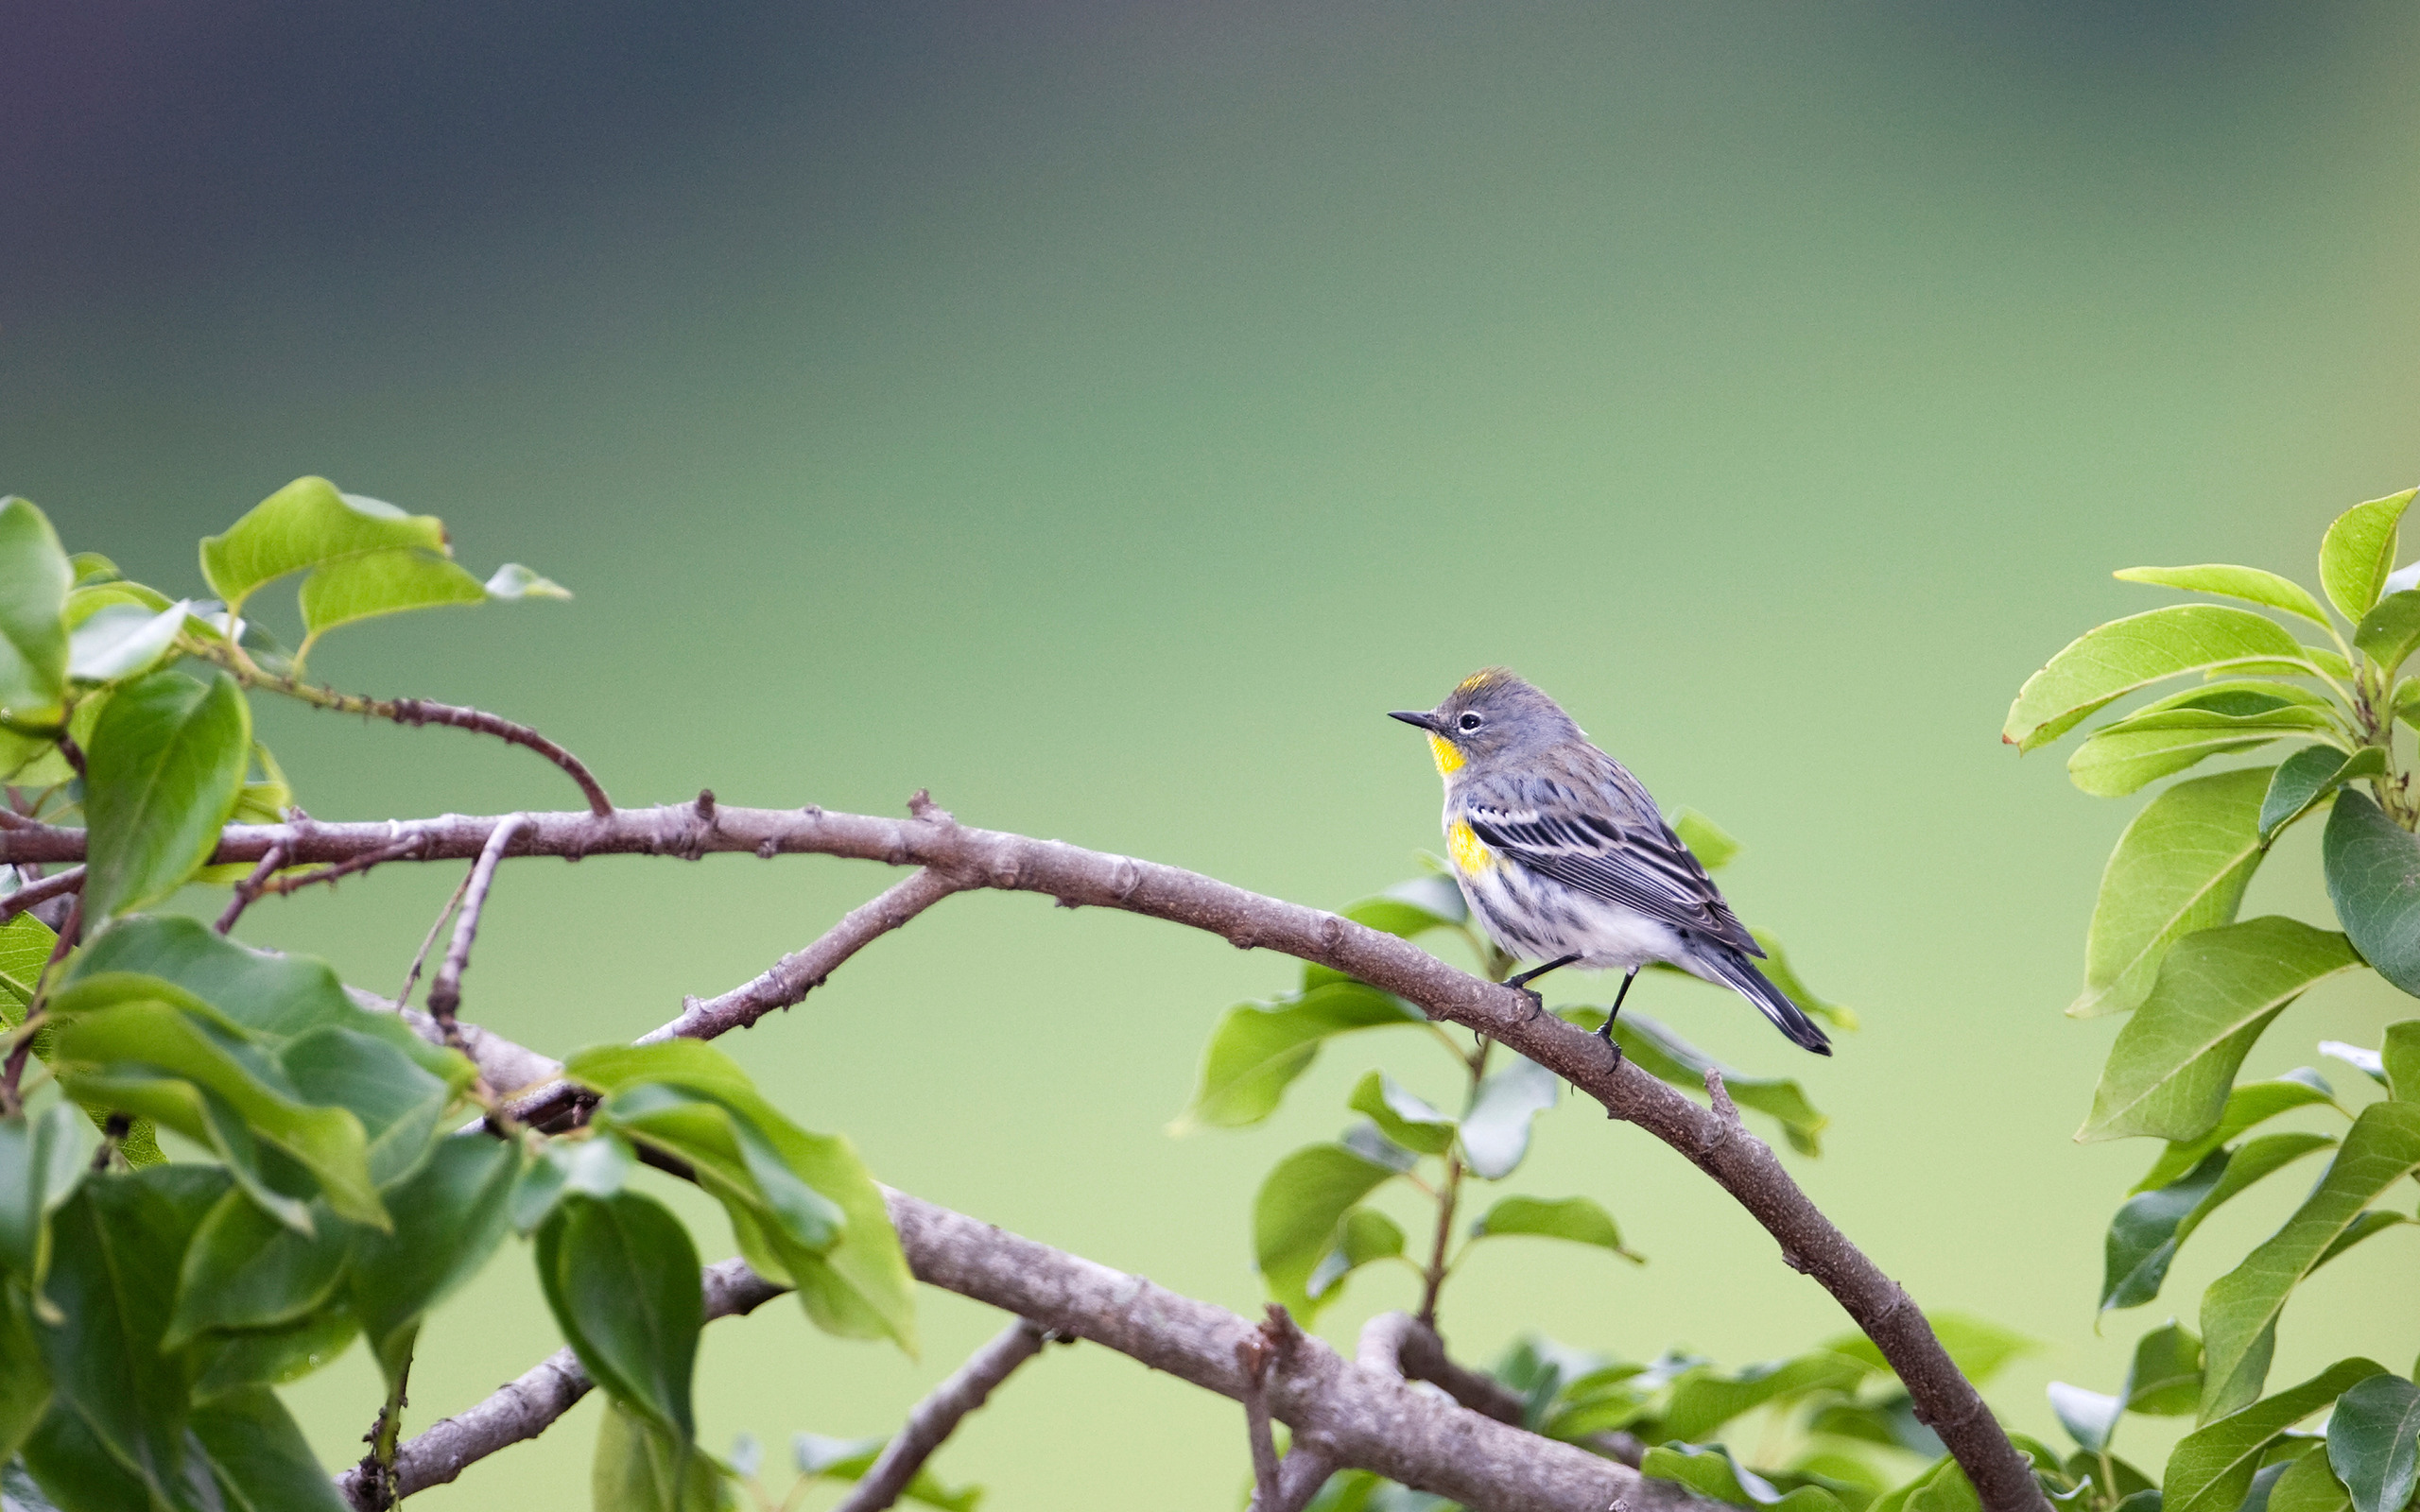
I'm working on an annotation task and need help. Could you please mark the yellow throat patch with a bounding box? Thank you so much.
[1426,734,1465,776]
[1446,817,1494,873]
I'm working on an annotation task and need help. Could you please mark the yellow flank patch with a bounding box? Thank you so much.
[1446,817,1494,873]
[1426,734,1464,776]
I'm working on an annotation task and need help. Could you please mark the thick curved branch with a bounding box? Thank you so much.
[1360,1310,1645,1467]
[832,1317,1047,1512]
[0,799,2045,1512]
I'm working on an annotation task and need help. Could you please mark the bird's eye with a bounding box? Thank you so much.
[1457,712,1484,732]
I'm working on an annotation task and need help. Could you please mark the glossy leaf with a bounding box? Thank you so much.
[1671,808,1742,870]
[2167,1358,2387,1512]
[1567,1008,1830,1155]
[599,1083,845,1252]
[1173,983,1424,1130]
[2068,707,2331,799]
[0,1104,93,1295]
[1347,1072,1455,1156]
[2080,918,2359,1143]
[2356,593,2420,679]
[1306,1206,1407,1301]
[1253,1143,1396,1317]
[296,548,486,653]
[2202,1103,2420,1418]
[2101,1149,2227,1310]
[2074,766,2273,1019]
[199,477,445,612]
[1459,1056,1558,1179]
[2105,1133,2337,1313]
[2133,1072,2339,1193]
[165,1189,350,1348]
[1468,1194,1641,1261]
[483,562,572,600]
[537,1189,702,1441]
[512,1132,635,1233]
[2385,1022,2420,1102]
[2321,490,2417,622]
[1662,1352,1869,1442]
[1642,1442,1844,1512]
[593,1400,730,1512]
[190,1386,350,1512]
[2004,607,2309,752]
[347,1136,521,1377]
[2126,1323,2204,1416]
[1340,876,1469,939]
[2321,1041,2388,1087]
[79,668,251,919]
[0,500,73,727]
[2262,747,2390,839]
[64,601,190,686]
[2326,1374,2420,1512]
[2049,1383,2123,1453]
[2325,791,2420,997]
[2115,565,2334,627]
[189,1310,357,1402]
[2270,1450,2355,1512]
[0,1284,45,1466]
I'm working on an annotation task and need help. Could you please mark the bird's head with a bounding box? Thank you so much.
[1390,667,1582,778]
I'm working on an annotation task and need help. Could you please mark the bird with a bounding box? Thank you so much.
[1389,668,1830,1057]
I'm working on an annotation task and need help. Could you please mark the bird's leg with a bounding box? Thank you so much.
[1596,967,1639,1048]
[1503,954,1581,1013]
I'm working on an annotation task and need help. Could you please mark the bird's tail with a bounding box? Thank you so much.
[1697,946,1833,1056]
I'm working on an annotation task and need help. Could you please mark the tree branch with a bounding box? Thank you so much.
[214,846,285,934]
[1359,1311,1646,1467]
[0,799,2045,1512]
[422,815,530,1049]
[0,866,81,924]
[831,1317,1048,1512]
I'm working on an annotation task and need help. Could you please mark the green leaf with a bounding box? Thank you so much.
[1306,1206,1408,1301]
[2326,1374,2420,1512]
[2005,607,2309,752]
[600,1084,845,1251]
[21,1396,171,1512]
[1469,1194,1642,1262]
[565,1041,914,1353]
[2385,1022,2420,1102]
[64,601,189,687]
[2049,1383,2123,1453]
[2134,1072,2339,1193]
[1824,1313,2036,1387]
[347,1136,521,1377]
[79,669,251,920]
[0,1104,94,1295]
[1564,1008,1830,1155]
[2104,1133,2337,1312]
[1340,876,1468,939]
[2079,918,2359,1143]
[2312,1211,2407,1272]
[188,1311,357,1401]
[33,1166,230,1511]
[1662,1352,1870,1442]
[0,1283,47,1466]
[1643,1443,1845,1512]
[2074,766,2273,1020]
[1172,983,1424,1131]
[198,477,446,613]
[2321,490,2417,622]
[2115,566,2334,628]
[2325,791,2420,998]
[1253,1143,1397,1318]
[2167,1358,2388,1512]
[2270,1450,2355,1512]
[2126,1323,2204,1417]
[0,501,73,728]
[538,1190,702,1442]
[2068,708,2333,799]
[2322,1040,2389,1087]
[190,1385,349,1512]
[513,1132,636,1233]
[1459,1057,1558,1179]
[483,563,572,600]
[2356,593,2420,679]
[1672,808,1743,870]
[1746,929,1858,1032]
[2202,1104,2420,1418]
[165,1188,351,1349]
[2263,747,2390,839]
[1346,1072,1455,1156]
[295,548,487,658]
[789,1433,980,1510]
[594,1400,731,1512]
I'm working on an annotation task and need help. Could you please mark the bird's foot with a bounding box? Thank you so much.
[1512,983,1546,1019]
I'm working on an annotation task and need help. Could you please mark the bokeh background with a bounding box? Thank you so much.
[6,2,2419,1504]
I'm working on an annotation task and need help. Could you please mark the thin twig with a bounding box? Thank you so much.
[258,837,426,899]
[1238,1331,1283,1509]
[0,867,82,924]
[423,816,531,1048]
[397,869,475,1008]
[191,641,613,816]
[214,845,286,935]
[832,1318,1050,1512]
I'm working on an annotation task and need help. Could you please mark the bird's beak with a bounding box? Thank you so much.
[1389,710,1443,733]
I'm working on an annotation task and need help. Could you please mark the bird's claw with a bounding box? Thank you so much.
[1513,983,1545,1018]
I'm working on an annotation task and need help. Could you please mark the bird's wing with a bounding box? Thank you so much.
[1463,799,1762,956]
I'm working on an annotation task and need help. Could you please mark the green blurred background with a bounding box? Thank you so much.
[6,2,2419,1503]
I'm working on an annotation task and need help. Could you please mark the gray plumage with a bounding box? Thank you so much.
[1390,668,1831,1056]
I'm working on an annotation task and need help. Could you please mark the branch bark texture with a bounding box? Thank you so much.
[831,1317,1046,1512]
[0,799,2045,1512]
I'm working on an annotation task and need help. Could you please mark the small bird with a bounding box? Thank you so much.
[1390,668,1830,1057]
